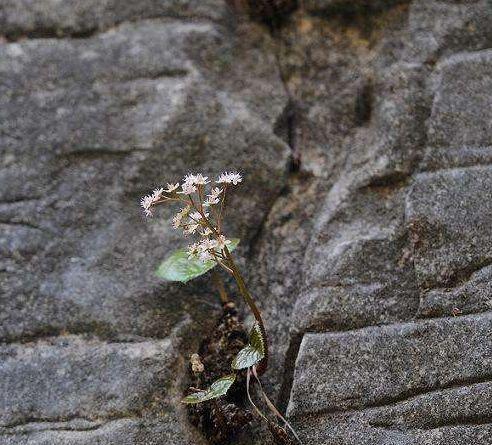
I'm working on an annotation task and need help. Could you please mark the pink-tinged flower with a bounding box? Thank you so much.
[215,235,232,250]
[140,194,154,217]
[216,171,242,185]
[204,187,222,206]
[178,182,197,195]
[165,183,180,193]
[140,188,164,216]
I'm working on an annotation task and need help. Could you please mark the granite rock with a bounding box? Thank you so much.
[1,0,492,444]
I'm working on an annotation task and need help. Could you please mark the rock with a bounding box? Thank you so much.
[1,0,492,443]
[0,19,289,343]
[418,265,492,318]
[0,335,175,425]
[428,49,492,149]
[0,0,225,39]
[287,313,492,417]
[0,335,206,444]
[404,0,492,63]
[2,417,202,445]
[407,166,492,288]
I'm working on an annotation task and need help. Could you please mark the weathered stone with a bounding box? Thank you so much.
[0,19,289,343]
[1,0,492,443]
[428,49,492,149]
[406,166,492,288]
[418,264,492,318]
[0,336,175,425]
[287,313,492,417]
[295,385,492,445]
[1,416,204,445]
[0,0,225,39]
[405,0,492,63]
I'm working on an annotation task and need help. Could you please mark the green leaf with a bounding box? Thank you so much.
[231,324,265,370]
[156,238,239,283]
[181,374,236,404]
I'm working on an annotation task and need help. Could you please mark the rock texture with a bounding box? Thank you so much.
[1,0,491,444]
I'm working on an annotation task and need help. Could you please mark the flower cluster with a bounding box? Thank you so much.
[140,171,242,263]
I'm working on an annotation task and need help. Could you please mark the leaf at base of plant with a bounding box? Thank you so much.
[181,374,236,404]
[231,324,265,370]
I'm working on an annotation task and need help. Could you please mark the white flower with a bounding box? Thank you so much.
[215,235,232,250]
[182,173,209,187]
[216,171,242,185]
[189,211,209,221]
[183,223,199,235]
[165,183,180,193]
[187,242,200,259]
[200,227,213,237]
[152,188,164,200]
[140,188,164,217]
[172,206,190,229]
[178,182,197,195]
[140,194,154,217]
[193,173,210,185]
[199,251,213,262]
[204,187,222,206]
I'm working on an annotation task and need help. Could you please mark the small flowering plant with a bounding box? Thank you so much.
[141,172,300,443]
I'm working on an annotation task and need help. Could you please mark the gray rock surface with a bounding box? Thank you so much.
[1,0,491,444]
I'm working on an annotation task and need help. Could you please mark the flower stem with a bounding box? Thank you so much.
[223,246,269,374]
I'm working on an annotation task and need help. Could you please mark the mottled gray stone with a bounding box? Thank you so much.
[296,393,492,445]
[0,0,225,39]
[0,334,206,444]
[428,49,492,149]
[0,19,289,343]
[287,313,492,417]
[407,166,492,288]
[419,145,492,172]
[418,264,492,318]
[1,0,492,443]
[0,14,289,444]
[0,336,175,425]
[1,416,204,445]
[405,0,492,63]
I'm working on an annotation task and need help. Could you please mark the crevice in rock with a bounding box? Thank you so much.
[1,414,135,432]
[361,170,410,189]
[3,27,99,43]
[57,148,145,162]
[354,78,373,127]
[226,0,299,29]
[306,0,411,20]
[427,258,492,293]
[0,197,41,205]
[274,98,302,173]
[292,373,492,420]
[1,15,214,44]
[0,220,50,233]
[185,302,253,444]
[0,321,119,345]
[277,332,304,414]
[368,413,492,432]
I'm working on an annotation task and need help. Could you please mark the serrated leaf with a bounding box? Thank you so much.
[156,238,239,283]
[231,324,265,370]
[181,374,236,404]
[249,324,265,354]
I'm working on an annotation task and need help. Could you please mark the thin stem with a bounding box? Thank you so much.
[217,184,228,233]
[189,202,269,372]
[223,245,269,374]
